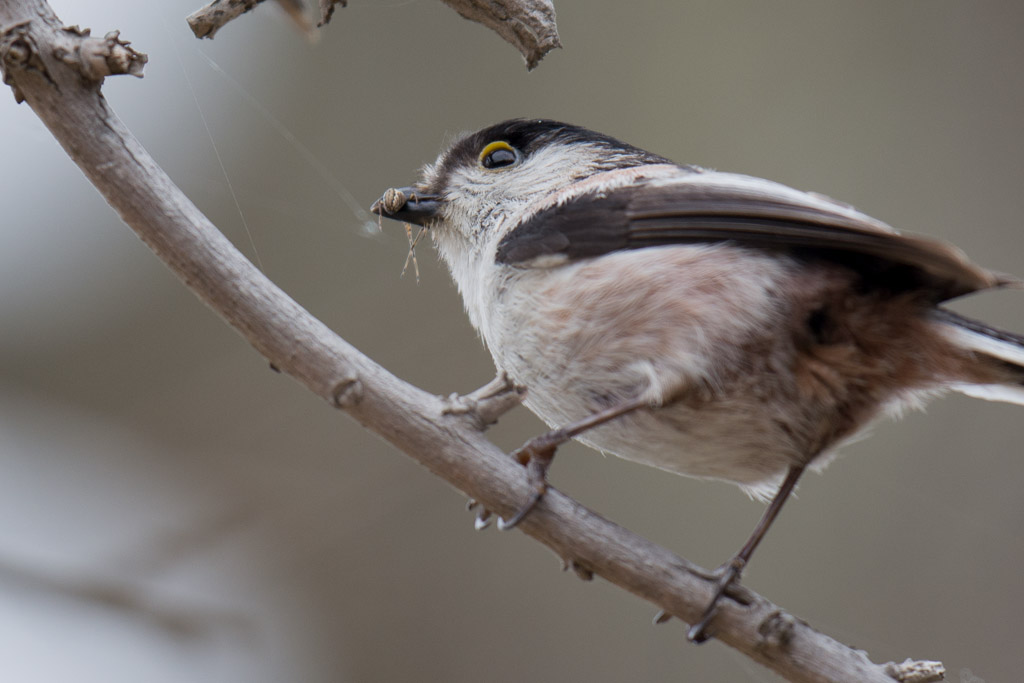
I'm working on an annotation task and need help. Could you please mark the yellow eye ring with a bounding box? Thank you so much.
[479,141,520,169]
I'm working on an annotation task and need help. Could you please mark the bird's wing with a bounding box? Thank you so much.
[495,170,1011,301]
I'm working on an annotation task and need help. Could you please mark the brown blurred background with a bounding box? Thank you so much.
[1,1,1023,681]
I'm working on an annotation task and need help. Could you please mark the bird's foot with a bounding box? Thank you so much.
[686,558,746,643]
[496,437,557,530]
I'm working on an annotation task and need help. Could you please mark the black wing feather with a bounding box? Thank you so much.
[495,175,1006,301]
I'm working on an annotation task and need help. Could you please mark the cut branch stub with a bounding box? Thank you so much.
[1,22,146,103]
[57,28,147,80]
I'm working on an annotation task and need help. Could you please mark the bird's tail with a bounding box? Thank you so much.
[933,308,1024,406]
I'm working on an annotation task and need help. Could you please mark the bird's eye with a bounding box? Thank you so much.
[479,141,520,169]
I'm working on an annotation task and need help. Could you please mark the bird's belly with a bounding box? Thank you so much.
[483,245,816,495]
[524,377,807,498]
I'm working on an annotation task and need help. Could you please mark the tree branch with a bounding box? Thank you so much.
[186,0,560,69]
[0,3,940,681]
[187,0,318,39]
[187,0,266,39]
[437,0,561,69]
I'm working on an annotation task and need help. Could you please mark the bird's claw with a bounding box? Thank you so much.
[496,483,546,530]
[686,560,744,643]
[496,441,555,530]
[466,498,493,530]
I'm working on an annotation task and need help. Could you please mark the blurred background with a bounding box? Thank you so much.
[1,1,1022,681]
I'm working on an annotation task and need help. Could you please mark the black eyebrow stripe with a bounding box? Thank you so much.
[426,118,670,195]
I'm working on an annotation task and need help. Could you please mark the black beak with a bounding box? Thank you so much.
[370,186,442,227]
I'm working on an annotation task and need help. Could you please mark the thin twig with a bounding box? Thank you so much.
[187,0,269,39]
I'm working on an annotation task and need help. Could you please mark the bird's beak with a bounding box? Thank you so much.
[370,187,442,227]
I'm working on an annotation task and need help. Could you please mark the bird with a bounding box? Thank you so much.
[371,118,1024,641]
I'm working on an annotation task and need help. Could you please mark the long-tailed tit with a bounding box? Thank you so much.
[372,118,1023,641]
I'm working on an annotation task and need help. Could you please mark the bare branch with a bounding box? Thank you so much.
[0,552,252,639]
[884,660,946,683]
[0,22,145,102]
[438,0,561,69]
[187,0,559,69]
[187,0,317,40]
[0,2,939,681]
[187,0,265,39]
[317,0,345,28]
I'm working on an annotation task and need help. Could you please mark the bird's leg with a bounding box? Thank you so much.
[686,464,806,643]
[497,395,652,530]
